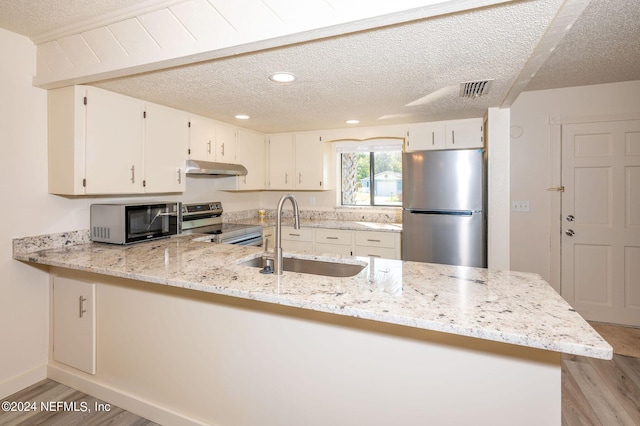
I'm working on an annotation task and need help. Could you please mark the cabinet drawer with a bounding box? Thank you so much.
[315,229,353,246]
[282,240,313,253]
[354,246,399,259]
[355,231,398,248]
[315,243,353,256]
[281,227,314,242]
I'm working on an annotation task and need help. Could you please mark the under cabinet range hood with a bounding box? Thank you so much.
[184,160,248,177]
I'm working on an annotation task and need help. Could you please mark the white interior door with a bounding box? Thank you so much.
[561,120,640,326]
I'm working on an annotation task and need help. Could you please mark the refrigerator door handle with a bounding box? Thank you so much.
[406,209,474,216]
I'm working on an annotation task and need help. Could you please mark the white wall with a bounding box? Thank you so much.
[510,80,640,290]
[0,28,256,398]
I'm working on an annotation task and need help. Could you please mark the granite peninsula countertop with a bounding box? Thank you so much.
[13,231,611,360]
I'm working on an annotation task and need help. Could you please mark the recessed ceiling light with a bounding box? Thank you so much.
[345,119,360,124]
[269,72,296,83]
[235,114,250,120]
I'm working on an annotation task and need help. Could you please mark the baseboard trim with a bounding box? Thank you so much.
[47,365,212,426]
[0,363,48,399]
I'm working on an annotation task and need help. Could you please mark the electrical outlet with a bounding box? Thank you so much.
[309,196,316,206]
[512,200,530,212]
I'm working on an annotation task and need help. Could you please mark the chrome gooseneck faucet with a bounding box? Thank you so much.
[274,194,300,275]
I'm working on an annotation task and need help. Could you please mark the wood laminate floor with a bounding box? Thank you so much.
[0,379,159,426]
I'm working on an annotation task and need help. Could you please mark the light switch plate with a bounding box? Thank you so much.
[512,200,530,212]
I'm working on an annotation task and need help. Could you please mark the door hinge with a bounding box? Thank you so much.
[188,121,191,128]
[143,180,146,188]
[82,178,86,187]
[188,148,191,155]
[83,96,87,106]
[143,111,147,119]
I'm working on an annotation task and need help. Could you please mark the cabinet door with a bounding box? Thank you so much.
[52,276,96,374]
[237,129,265,190]
[445,118,484,149]
[406,122,445,151]
[295,133,325,190]
[144,104,188,193]
[189,115,216,161]
[268,134,294,189]
[85,87,144,194]
[216,124,237,163]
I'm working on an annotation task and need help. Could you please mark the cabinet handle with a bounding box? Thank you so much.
[207,140,211,154]
[221,142,225,157]
[299,173,302,184]
[130,165,135,183]
[285,173,288,184]
[79,296,87,318]
[451,130,455,144]
[177,169,182,184]
[288,233,300,237]
[431,131,435,145]
[367,254,381,258]
[367,239,381,242]
[326,236,338,240]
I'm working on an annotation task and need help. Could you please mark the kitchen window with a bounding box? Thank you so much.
[336,139,403,207]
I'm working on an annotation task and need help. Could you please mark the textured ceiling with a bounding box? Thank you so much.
[0,0,638,133]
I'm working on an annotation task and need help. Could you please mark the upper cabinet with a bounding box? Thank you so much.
[267,132,328,190]
[235,129,266,190]
[48,85,187,195]
[188,114,237,163]
[406,118,483,151]
[144,103,188,193]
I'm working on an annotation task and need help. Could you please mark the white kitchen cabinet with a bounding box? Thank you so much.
[314,228,354,256]
[216,123,238,163]
[281,226,314,252]
[235,129,266,190]
[445,118,484,149]
[52,275,96,375]
[354,230,401,259]
[268,134,295,189]
[188,114,238,163]
[188,114,216,161]
[404,118,483,152]
[295,132,327,190]
[144,103,188,193]
[49,85,145,194]
[406,121,445,151]
[268,132,328,190]
[48,85,188,195]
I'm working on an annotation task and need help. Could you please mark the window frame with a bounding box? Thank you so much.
[335,138,404,208]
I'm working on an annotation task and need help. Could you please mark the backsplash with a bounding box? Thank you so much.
[13,229,91,256]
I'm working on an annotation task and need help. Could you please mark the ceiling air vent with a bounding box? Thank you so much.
[459,79,494,98]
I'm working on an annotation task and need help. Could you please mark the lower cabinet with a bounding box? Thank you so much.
[52,275,96,374]
[281,227,314,253]
[264,226,401,259]
[354,230,401,259]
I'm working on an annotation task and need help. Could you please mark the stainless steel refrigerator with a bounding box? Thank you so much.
[402,149,487,267]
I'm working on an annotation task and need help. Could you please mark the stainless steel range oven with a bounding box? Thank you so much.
[172,201,263,246]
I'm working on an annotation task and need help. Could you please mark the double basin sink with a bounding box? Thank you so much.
[240,256,366,277]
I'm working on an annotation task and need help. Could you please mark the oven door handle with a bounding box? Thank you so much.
[221,234,262,245]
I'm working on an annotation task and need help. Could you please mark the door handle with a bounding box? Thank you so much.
[565,229,575,236]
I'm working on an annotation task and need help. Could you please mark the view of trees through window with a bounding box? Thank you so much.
[341,151,402,206]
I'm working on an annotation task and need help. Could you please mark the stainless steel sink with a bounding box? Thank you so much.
[240,256,365,277]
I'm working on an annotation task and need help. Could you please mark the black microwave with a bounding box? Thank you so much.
[90,202,179,244]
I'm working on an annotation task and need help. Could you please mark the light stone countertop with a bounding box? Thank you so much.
[13,231,612,360]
